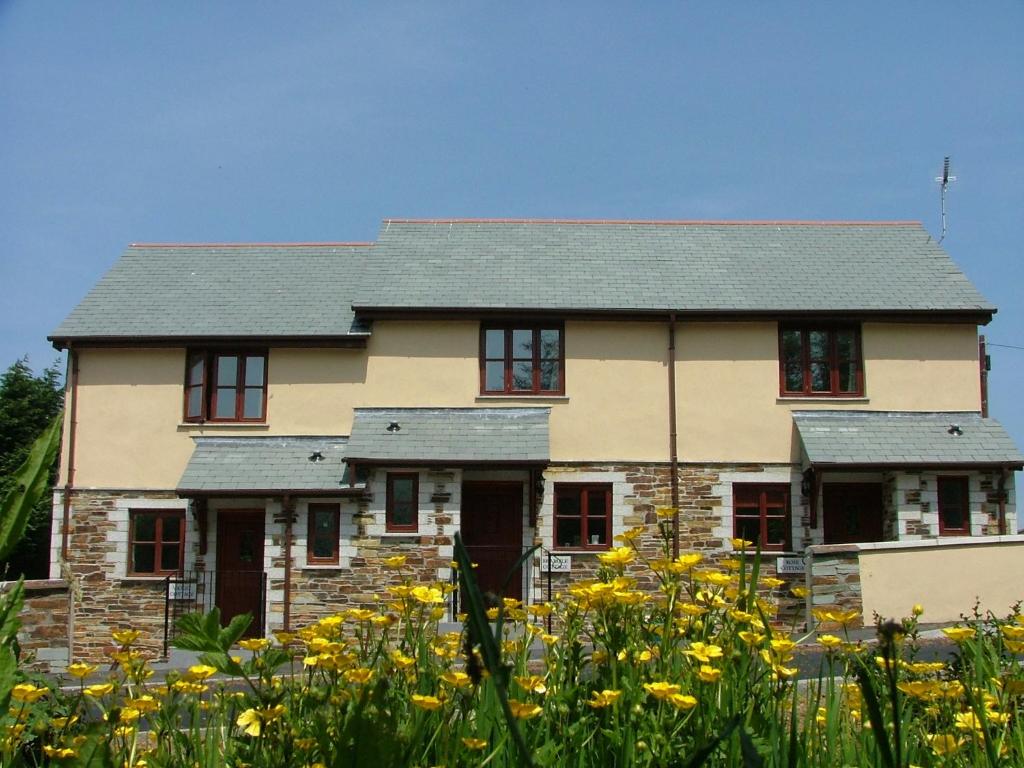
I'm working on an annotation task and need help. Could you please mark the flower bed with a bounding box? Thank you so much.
[2,525,1024,766]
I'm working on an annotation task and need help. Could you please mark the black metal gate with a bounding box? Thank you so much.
[163,570,267,656]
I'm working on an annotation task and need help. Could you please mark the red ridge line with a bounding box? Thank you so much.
[382,218,921,226]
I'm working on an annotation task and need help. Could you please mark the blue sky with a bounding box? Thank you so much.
[2,2,1022,447]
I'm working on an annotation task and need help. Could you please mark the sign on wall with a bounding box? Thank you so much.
[541,554,572,573]
[776,557,806,575]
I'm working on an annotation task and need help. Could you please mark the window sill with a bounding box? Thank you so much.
[117,575,174,583]
[177,422,270,430]
[476,395,569,403]
[380,532,420,539]
[776,397,869,404]
[551,549,609,555]
[301,564,344,571]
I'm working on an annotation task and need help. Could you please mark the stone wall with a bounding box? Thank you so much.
[805,545,863,629]
[1,579,70,673]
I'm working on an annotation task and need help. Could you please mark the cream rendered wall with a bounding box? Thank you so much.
[677,322,981,463]
[62,320,982,488]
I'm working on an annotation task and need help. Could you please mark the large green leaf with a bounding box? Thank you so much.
[0,414,62,562]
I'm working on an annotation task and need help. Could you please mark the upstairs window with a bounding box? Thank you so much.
[938,476,970,535]
[129,510,185,575]
[733,484,790,552]
[481,324,564,395]
[780,325,862,397]
[184,350,267,422]
[307,503,341,564]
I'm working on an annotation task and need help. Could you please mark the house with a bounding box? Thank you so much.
[44,219,1023,660]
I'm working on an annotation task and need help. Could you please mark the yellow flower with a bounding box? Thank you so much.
[954,711,982,732]
[912,603,924,617]
[514,675,547,695]
[818,634,842,649]
[391,650,416,670]
[345,608,376,622]
[614,527,644,543]
[83,683,115,698]
[644,681,681,701]
[112,629,141,646]
[587,689,622,708]
[410,694,444,711]
[669,693,698,710]
[127,695,159,713]
[942,627,976,642]
[344,667,374,685]
[383,555,407,568]
[239,638,270,652]
[698,665,721,683]
[1005,639,1024,654]
[10,683,47,703]
[1001,624,1024,640]
[43,745,78,759]
[897,681,939,700]
[656,506,676,519]
[49,715,78,729]
[236,705,286,737]
[171,680,208,695]
[791,586,809,598]
[411,586,444,604]
[760,577,785,589]
[772,664,799,679]
[66,662,97,679]
[676,553,703,569]
[440,670,472,689]
[186,664,218,681]
[729,608,754,623]
[509,699,544,719]
[462,737,488,750]
[597,547,635,568]
[731,538,754,550]
[738,630,765,646]
[273,630,297,645]
[685,642,724,663]
[928,733,963,755]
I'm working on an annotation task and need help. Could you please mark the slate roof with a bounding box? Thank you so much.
[177,436,358,494]
[345,408,550,464]
[793,411,1024,468]
[356,220,993,315]
[50,243,372,343]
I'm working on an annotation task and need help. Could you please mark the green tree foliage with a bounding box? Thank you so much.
[0,358,64,579]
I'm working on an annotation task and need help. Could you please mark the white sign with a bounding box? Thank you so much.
[541,554,572,573]
[776,557,805,575]
[169,581,197,601]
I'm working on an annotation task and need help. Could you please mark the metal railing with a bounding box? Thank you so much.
[163,570,267,656]
[447,546,559,630]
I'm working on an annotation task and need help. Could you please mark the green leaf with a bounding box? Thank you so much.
[0,414,62,562]
[172,608,252,653]
[674,715,740,768]
[0,577,25,647]
[854,658,896,768]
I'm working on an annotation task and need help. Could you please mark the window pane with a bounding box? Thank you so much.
[555,491,581,518]
[391,502,414,527]
[244,356,264,386]
[810,362,830,392]
[539,329,560,359]
[512,329,533,358]
[808,331,830,360]
[134,514,156,541]
[188,356,205,385]
[186,386,203,418]
[586,518,608,545]
[133,544,155,573]
[539,360,560,391]
[485,361,505,391]
[243,388,263,419]
[392,477,414,503]
[214,388,237,418]
[838,362,858,393]
[160,544,180,571]
[586,490,608,518]
[161,516,182,542]
[556,517,582,548]
[835,330,856,361]
[485,329,505,358]
[511,361,533,390]
[781,330,803,362]
[784,363,804,392]
[766,518,787,547]
[216,356,238,386]
[735,518,761,545]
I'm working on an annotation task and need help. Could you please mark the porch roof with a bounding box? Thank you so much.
[177,436,359,495]
[344,407,550,465]
[793,411,1024,469]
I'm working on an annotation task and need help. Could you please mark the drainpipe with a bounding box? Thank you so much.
[979,335,989,418]
[60,347,80,563]
[998,469,1008,535]
[668,314,680,559]
[282,495,294,631]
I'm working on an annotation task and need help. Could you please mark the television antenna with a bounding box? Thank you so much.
[935,156,956,243]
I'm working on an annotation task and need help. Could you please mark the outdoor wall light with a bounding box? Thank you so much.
[948,424,963,436]
[308,451,324,462]
[386,421,401,433]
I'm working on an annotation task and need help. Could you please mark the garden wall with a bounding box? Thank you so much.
[0,578,70,673]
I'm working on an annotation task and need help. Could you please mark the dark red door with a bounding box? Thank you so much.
[216,510,265,637]
[823,483,884,544]
[461,482,524,603]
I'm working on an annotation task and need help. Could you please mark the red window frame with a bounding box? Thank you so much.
[553,484,612,551]
[779,324,863,397]
[307,503,341,564]
[938,476,971,535]
[733,484,791,552]
[183,349,268,423]
[480,324,565,395]
[386,473,419,533]
[129,510,185,575]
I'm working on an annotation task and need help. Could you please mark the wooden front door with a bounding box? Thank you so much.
[216,510,265,638]
[461,482,524,603]
[823,483,884,544]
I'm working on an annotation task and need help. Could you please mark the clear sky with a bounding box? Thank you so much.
[2,3,1022,448]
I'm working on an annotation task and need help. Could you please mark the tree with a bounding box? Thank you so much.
[0,358,64,579]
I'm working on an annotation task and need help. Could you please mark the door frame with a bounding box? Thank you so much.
[460,480,526,602]
[214,508,266,637]
[822,482,885,545]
